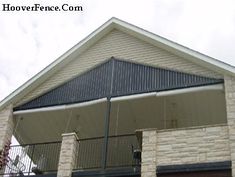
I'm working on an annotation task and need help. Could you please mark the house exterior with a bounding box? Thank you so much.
[0,17,235,177]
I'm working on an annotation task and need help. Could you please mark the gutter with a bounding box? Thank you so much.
[13,98,107,115]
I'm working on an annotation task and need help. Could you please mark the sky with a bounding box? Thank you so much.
[0,0,235,101]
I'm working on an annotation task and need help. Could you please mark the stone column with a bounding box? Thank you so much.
[224,75,235,177]
[0,105,14,174]
[57,132,78,177]
[141,130,157,177]
[0,105,14,150]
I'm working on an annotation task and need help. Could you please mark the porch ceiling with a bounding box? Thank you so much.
[14,102,107,144]
[109,90,226,135]
[13,89,226,144]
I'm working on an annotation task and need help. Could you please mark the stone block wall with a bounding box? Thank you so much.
[141,125,230,177]
[157,125,230,165]
[141,130,157,177]
[0,105,14,174]
[0,105,13,150]
[224,75,235,177]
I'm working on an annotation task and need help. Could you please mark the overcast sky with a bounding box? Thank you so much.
[0,0,235,101]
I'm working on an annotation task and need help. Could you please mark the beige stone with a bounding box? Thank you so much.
[141,125,230,177]
[57,133,78,177]
[224,75,235,177]
[0,105,13,150]
[156,125,230,165]
[141,130,157,177]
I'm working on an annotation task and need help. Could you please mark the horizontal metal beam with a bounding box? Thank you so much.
[111,84,223,102]
[13,98,107,115]
[111,92,156,102]
[156,83,223,97]
[157,161,231,174]
[72,166,141,177]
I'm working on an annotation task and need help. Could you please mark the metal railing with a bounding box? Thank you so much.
[75,137,104,169]
[74,134,140,170]
[1,134,140,175]
[106,134,140,168]
[1,141,61,176]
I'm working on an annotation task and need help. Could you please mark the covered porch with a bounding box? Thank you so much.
[1,58,228,176]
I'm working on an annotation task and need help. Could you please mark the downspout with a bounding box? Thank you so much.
[102,97,111,169]
[102,57,115,169]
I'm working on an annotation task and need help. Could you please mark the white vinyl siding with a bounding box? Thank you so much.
[15,29,222,106]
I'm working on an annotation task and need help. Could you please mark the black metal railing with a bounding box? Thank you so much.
[1,141,61,176]
[1,134,140,175]
[106,134,140,168]
[74,134,140,170]
[75,137,104,169]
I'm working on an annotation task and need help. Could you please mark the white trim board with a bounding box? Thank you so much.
[13,98,107,115]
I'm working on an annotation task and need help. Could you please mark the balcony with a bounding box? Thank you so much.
[2,142,61,176]
[1,134,141,176]
[7,71,228,177]
[1,124,231,177]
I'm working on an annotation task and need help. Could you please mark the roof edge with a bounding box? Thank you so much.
[1,17,234,109]
[0,17,116,109]
[111,17,235,75]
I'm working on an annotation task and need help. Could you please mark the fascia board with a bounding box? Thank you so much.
[112,18,235,76]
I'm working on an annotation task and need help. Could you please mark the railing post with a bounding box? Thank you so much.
[57,132,78,177]
[28,144,35,176]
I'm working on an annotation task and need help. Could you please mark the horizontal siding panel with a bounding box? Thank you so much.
[15,30,222,106]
